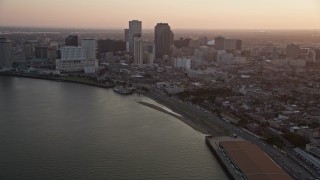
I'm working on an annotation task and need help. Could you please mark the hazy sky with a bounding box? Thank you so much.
[0,0,319,29]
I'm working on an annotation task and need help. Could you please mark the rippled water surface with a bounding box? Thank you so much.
[0,77,227,180]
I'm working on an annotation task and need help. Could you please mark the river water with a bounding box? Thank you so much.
[0,76,227,180]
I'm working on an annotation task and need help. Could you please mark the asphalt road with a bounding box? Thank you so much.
[147,90,319,180]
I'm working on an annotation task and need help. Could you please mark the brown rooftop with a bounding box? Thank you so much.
[220,141,292,180]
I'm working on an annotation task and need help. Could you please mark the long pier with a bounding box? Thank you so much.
[205,136,244,180]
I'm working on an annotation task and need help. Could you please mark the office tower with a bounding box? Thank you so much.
[0,38,13,68]
[47,47,58,61]
[81,38,96,59]
[145,44,155,64]
[224,39,237,51]
[170,30,174,46]
[127,20,142,52]
[215,36,225,50]
[124,29,130,51]
[65,35,78,46]
[134,37,144,65]
[34,46,48,59]
[315,49,320,61]
[155,23,172,59]
[24,42,33,60]
[286,44,301,60]
[236,39,242,51]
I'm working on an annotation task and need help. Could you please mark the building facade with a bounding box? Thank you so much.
[0,38,13,68]
[81,38,96,59]
[56,46,96,73]
[34,46,48,59]
[127,20,142,52]
[155,23,172,59]
[133,37,144,65]
[215,36,225,50]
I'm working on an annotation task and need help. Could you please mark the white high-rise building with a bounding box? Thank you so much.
[81,38,96,59]
[134,37,144,65]
[56,46,96,73]
[128,20,142,52]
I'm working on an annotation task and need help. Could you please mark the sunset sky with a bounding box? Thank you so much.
[0,0,319,29]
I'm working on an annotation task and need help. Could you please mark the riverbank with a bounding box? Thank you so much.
[0,73,223,136]
[138,101,209,134]
[0,72,115,89]
[142,91,225,136]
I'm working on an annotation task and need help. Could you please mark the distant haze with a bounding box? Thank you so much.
[0,0,319,29]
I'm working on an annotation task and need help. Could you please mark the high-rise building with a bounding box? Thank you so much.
[215,36,225,50]
[155,23,172,59]
[170,30,174,46]
[65,35,78,47]
[127,20,142,52]
[286,44,301,60]
[215,36,242,51]
[35,46,48,59]
[236,39,243,51]
[145,43,155,64]
[133,37,144,65]
[0,38,13,68]
[224,39,237,51]
[81,38,96,59]
[124,29,130,51]
[24,42,33,60]
[315,49,320,61]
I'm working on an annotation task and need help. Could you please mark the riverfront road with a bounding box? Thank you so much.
[147,90,319,180]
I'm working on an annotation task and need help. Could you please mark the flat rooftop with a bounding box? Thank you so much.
[220,141,292,180]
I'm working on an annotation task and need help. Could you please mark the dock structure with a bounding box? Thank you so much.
[205,136,292,180]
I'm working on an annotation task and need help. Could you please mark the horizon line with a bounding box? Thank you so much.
[0,25,319,31]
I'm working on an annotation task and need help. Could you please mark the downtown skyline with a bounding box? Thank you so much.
[0,0,319,30]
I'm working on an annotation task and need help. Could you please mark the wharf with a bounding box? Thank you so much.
[205,136,244,180]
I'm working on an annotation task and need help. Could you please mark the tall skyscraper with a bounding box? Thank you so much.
[133,37,144,65]
[126,20,142,52]
[65,35,78,47]
[24,42,33,60]
[81,38,96,59]
[154,23,172,59]
[0,38,13,68]
[214,36,225,50]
